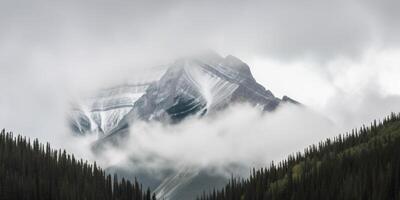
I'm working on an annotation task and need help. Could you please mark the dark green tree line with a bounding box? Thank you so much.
[0,129,155,200]
[199,113,400,200]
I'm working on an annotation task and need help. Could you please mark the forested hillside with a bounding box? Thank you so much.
[199,113,400,200]
[4,112,400,200]
[0,129,155,200]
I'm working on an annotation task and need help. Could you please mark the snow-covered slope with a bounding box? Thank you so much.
[154,166,199,200]
[69,83,151,136]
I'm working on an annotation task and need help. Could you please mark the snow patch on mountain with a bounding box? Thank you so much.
[69,83,151,136]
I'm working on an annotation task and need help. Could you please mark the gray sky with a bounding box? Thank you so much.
[1,0,399,58]
[0,0,400,155]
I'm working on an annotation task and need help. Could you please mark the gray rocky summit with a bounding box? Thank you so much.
[69,52,296,138]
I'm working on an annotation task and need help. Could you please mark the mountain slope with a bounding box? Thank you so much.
[128,54,280,121]
[69,83,152,136]
[199,113,400,200]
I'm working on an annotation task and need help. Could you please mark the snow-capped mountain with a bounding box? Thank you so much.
[69,52,299,200]
[70,52,294,138]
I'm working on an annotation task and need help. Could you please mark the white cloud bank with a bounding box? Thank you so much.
[91,104,332,177]
[249,48,400,130]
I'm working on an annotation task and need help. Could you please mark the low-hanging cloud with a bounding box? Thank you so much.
[87,82,400,179]
[93,104,337,177]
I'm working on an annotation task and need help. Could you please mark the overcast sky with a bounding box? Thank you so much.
[1,0,400,148]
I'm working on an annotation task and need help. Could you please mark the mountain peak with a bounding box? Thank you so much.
[224,55,245,66]
[222,55,253,79]
[70,53,297,137]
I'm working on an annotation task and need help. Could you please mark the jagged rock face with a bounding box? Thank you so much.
[107,53,282,137]
[70,53,291,137]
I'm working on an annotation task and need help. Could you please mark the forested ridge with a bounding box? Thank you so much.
[199,113,400,200]
[0,129,155,200]
[3,113,400,200]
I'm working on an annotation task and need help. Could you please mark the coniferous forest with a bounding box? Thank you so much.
[0,129,155,200]
[3,113,400,200]
[198,113,400,200]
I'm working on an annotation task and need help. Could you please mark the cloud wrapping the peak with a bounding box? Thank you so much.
[95,104,337,176]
